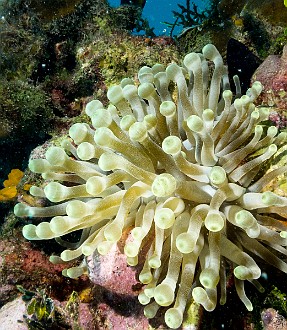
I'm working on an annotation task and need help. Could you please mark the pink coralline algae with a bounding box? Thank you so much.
[261,308,287,330]
[0,235,75,307]
[269,111,287,129]
[87,238,142,297]
[252,45,287,110]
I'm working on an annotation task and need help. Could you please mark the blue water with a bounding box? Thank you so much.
[108,0,208,36]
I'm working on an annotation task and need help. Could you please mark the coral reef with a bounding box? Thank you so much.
[0,298,28,330]
[269,112,287,130]
[0,292,96,329]
[0,81,53,142]
[75,18,178,91]
[0,0,178,185]
[14,44,287,328]
[1,0,287,329]
[0,235,74,305]
[245,0,287,27]
[176,0,287,61]
[0,80,53,193]
[0,16,44,81]
[252,45,287,110]
[262,308,287,330]
[112,3,154,36]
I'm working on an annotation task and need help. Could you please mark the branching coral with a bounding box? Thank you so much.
[14,44,287,329]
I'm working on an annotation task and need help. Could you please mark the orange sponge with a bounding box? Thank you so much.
[0,169,24,201]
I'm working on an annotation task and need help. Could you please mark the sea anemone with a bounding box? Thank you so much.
[14,44,287,329]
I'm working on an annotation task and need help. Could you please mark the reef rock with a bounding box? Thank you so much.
[252,45,287,110]
[261,308,287,330]
[0,298,28,330]
[87,230,142,296]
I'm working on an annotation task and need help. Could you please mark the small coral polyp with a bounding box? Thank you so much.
[15,44,287,328]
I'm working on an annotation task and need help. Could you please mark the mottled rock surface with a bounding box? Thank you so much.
[252,45,287,110]
[0,298,28,330]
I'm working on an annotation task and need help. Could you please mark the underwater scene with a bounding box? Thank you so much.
[1,0,287,329]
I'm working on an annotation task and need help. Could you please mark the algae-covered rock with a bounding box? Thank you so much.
[0,21,44,81]
[0,80,53,141]
[75,17,179,100]
[244,0,287,27]
[0,80,54,182]
[72,2,177,91]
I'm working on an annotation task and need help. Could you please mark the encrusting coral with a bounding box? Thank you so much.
[14,44,287,329]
